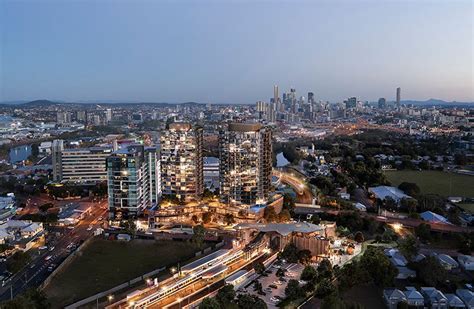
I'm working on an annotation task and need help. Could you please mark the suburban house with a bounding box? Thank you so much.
[456,289,474,308]
[383,288,406,309]
[457,255,474,271]
[434,253,459,270]
[445,294,466,308]
[403,287,425,308]
[420,287,448,309]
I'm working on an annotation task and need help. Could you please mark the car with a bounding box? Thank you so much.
[45,255,52,261]
[30,264,36,269]
[49,246,55,251]
[38,246,48,250]
[98,217,103,221]
[270,297,279,303]
[274,295,283,300]
[274,280,282,285]
[298,280,306,285]
[265,287,272,292]
[280,278,287,282]
[87,226,93,231]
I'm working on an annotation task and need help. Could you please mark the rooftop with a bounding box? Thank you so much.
[235,222,324,236]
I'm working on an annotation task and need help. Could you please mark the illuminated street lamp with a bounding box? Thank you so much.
[107,295,114,302]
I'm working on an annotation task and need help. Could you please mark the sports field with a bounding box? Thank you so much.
[44,239,201,308]
[385,170,474,198]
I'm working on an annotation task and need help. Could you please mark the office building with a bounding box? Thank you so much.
[378,98,387,109]
[52,139,112,183]
[107,145,160,220]
[396,87,401,108]
[52,139,64,182]
[344,97,357,109]
[160,122,203,202]
[219,123,272,206]
[308,92,314,104]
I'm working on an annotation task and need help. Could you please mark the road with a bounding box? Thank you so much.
[0,200,108,301]
[273,170,314,204]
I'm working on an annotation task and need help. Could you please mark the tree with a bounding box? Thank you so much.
[7,251,31,273]
[39,203,54,212]
[263,206,278,222]
[298,249,312,265]
[236,294,267,309]
[397,235,418,260]
[119,218,137,237]
[415,223,432,242]
[354,231,364,243]
[315,277,336,298]
[191,224,206,248]
[224,213,235,226]
[359,246,397,286]
[216,284,235,306]
[413,256,447,286]
[202,212,213,224]
[317,259,333,279]
[398,182,420,197]
[1,289,50,309]
[279,243,299,263]
[278,209,292,222]
[200,297,221,309]
[336,260,370,292]
[253,262,265,275]
[285,279,303,300]
[300,265,318,282]
[276,268,286,278]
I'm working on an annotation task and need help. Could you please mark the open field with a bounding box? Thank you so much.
[385,170,474,198]
[44,239,202,308]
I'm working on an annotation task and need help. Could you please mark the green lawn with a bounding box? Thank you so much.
[385,170,474,198]
[44,239,202,308]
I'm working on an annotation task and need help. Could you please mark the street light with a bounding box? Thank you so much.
[107,295,114,302]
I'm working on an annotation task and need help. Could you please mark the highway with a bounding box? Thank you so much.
[273,170,314,204]
[0,200,108,301]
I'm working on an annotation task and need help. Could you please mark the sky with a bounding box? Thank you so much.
[0,0,473,104]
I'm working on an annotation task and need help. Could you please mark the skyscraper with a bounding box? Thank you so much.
[344,97,357,109]
[160,122,203,202]
[219,123,272,207]
[52,139,64,182]
[378,98,387,109]
[308,92,314,104]
[396,87,401,108]
[107,145,160,221]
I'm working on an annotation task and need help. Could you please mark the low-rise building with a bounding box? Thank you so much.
[420,287,448,309]
[383,288,406,309]
[458,254,474,271]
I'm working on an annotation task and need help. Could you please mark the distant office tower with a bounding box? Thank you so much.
[76,111,86,122]
[344,97,357,109]
[160,123,203,202]
[396,87,401,108]
[105,108,112,123]
[378,98,387,109]
[219,123,272,206]
[290,88,297,113]
[52,139,64,182]
[308,92,314,104]
[56,111,72,124]
[273,85,280,111]
[107,145,160,221]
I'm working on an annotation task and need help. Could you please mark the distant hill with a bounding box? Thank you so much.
[401,98,474,107]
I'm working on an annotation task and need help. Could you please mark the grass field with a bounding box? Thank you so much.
[44,239,202,307]
[385,170,474,198]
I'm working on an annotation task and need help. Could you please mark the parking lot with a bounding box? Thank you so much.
[238,262,305,308]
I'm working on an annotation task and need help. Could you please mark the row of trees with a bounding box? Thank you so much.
[200,284,267,309]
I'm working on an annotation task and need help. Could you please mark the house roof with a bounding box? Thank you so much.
[456,289,474,306]
[368,186,412,201]
[384,289,406,300]
[446,293,467,307]
[420,287,447,302]
[436,254,459,268]
[404,288,424,301]
[235,222,324,236]
[420,211,449,224]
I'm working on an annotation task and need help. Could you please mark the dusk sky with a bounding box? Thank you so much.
[1,0,473,104]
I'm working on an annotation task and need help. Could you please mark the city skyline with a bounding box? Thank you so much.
[1,0,473,103]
